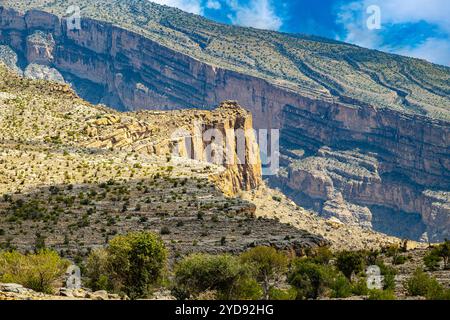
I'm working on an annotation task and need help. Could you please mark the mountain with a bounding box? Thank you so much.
[0,0,449,241]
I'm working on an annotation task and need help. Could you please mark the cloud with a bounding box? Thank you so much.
[149,0,203,14]
[149,0,283,31]
[336,0,450,66]
[395,38,450,66]
[206,0,222,10]
[226,0,283,31]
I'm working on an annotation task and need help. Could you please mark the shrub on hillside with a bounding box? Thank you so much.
[368,289,396,300]
[85,231,167,299]
[404,269,449,300]
[335,250,366,280]
[0,249,69,294]
[288,259,352,299]
[172,253,261,300]
[424,249,442,271]
[240,246,289,300]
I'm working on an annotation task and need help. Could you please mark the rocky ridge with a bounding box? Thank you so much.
[0,64,329,258]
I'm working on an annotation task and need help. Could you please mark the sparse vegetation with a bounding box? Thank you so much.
[0,249,69,294]
[85,232,167,299]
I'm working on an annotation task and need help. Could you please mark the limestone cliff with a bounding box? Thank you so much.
[83,100,262,195]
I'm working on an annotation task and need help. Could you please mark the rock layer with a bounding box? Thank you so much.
[83,100,263,195]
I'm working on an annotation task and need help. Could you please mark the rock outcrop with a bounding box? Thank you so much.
[83,101,262,195]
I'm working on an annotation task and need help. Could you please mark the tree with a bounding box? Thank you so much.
[0,249,69,294]
[85,248,112,291]
[85,231,167,299]
[309,246,334,265]
[288,259,348,299]
[34,232,46,252]
[240,246,289,300]
[437,240,450,269]
[404,269,446,299]
[424,240,450,271]
[173,253,259,300]
[424,249,441,271]
[335,250,366,280]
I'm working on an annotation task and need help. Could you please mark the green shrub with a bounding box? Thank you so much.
[268,287,297,300]
[335,251,366,280]
[85,231,167,299]
[350,277,369,296]
[438,240,450,269]
[288,259,350,299]
[368,289,396,300]
[424,249,442,271]
[376,261,397,291]
[392,255,407,265]
[240,246,289,300]
[272,196,282,202]
[173,253,257,300]
[309,246,334,265]
[404,269,446,299]
[0,249,69,294]
[426,241,450,270]
[85,248,112,292]
[160,227,171,235]
[329,273,353,298]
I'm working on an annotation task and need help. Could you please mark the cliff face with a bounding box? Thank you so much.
[0,7,449,241]
[83,101,262,195]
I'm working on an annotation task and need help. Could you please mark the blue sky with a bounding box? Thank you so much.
[150,0,450,66]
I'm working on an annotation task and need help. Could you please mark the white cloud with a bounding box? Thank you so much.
[336,0,450,66]
[149,0,283,31]
[396,38,450,66]
[227,0,283,31]
[149,0,203,15]
[206,0,221,10]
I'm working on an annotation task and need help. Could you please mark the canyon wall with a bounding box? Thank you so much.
[0,7,449,240]
[82,101,262,196]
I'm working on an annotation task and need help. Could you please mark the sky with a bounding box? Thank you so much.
[149,0,450,67]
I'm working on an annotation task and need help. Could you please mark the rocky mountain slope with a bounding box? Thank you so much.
[0,0,449,241]
[0,63,408,258]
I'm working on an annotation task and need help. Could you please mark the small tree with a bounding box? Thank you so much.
[240,246,289,300]
[0,249,69,294]
[424,240,450,271]
[438,240,450,269]
[404,269,445,299]
[335,251,366,280]
[173,253,259,300]
[85,248,112,291]
[88,231,168,299]
[288,259,349,299]
[424,249,441,271]
[309,246,334,265]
